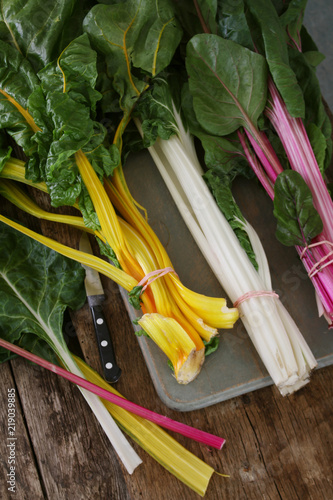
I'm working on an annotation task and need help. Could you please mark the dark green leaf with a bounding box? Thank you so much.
[204,170,258,269]
[135,76,179,146]
[0,40,41,175]
[273,170,323,246]
[278,0,307,51]
[128,285,143,309]
[0,0,89,72]
[0,222,86,365]
[83,0,182,112]
[172,0,205,39]
[203,336,219,356]
[32,34,115,206]
[302,50,325,68]
[38,33,101,111]
[186,34,268,136]
[78,184,101,231]
[245,0,305,117]
[134,328,150,337]
[193,0,218,34]
[306,123,327,174]
[96,238,121,269]
[0,132,12,172]
[216,0,254,50]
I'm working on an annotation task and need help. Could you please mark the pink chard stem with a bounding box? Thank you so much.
[0,338,225,449]
[237,77,333,323]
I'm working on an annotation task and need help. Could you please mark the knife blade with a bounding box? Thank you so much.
[79,231,121,383]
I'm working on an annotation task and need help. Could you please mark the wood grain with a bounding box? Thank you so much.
[0,362,45,500]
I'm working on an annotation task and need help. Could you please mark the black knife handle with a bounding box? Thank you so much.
[90,305,122,383]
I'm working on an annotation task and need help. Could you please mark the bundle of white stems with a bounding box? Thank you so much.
[135,111,317,395]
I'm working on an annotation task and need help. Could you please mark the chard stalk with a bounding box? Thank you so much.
[0,338,225,449]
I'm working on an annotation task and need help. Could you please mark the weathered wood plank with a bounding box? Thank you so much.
[0,362,45,500]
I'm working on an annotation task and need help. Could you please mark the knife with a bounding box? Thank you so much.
[79,231,122,383]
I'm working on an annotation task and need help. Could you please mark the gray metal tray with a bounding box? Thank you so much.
[120,150,333,411]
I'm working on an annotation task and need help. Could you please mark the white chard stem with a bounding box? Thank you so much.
[56,341,142,474]
[136,118,317,394]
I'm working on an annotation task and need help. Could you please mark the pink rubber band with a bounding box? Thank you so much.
[138,267,178,294]
[233,290,279,308]
[299,240,333,278]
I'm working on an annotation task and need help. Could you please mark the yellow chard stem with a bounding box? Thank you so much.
[75,150,143,280]
[120,218,206,349]
[105,173,239,332]
[73,355,216,497]
[0,158,49,193]
[0,178,97,235]
[138,313,205,384]
[0,89,41,134]
[0,214,144,298]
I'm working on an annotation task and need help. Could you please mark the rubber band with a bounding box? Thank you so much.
[233,290,279,308]
[299,240,333,278]
[138,267,178,294]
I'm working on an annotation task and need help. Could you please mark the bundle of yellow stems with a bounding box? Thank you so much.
[0,78,238,383]
[1,153,239,383]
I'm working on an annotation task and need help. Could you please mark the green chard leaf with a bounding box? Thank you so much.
[243,0,305,118]
[172,0,218,39]
[278,0,307,51]
[203,336,219,356]
[216,0,254,50]
[83,0,183,113]
[0,222,86,367]
[34,33,115,207]
[0,0,91,72]
[204,170,258,269]
[128,285,144,310]
[0,132,12,172]
[134,76,180,146]
[0,40,41,178]
[191,0,218,34]
[96,237,121,269]
[306,123,328,174]
[181,82,253,178]
[185,34,268,136]
[78,184,102,231]
[273,170,323,246]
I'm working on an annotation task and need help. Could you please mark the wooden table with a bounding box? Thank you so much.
[1,177,333,500]
[1,3,333,496]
